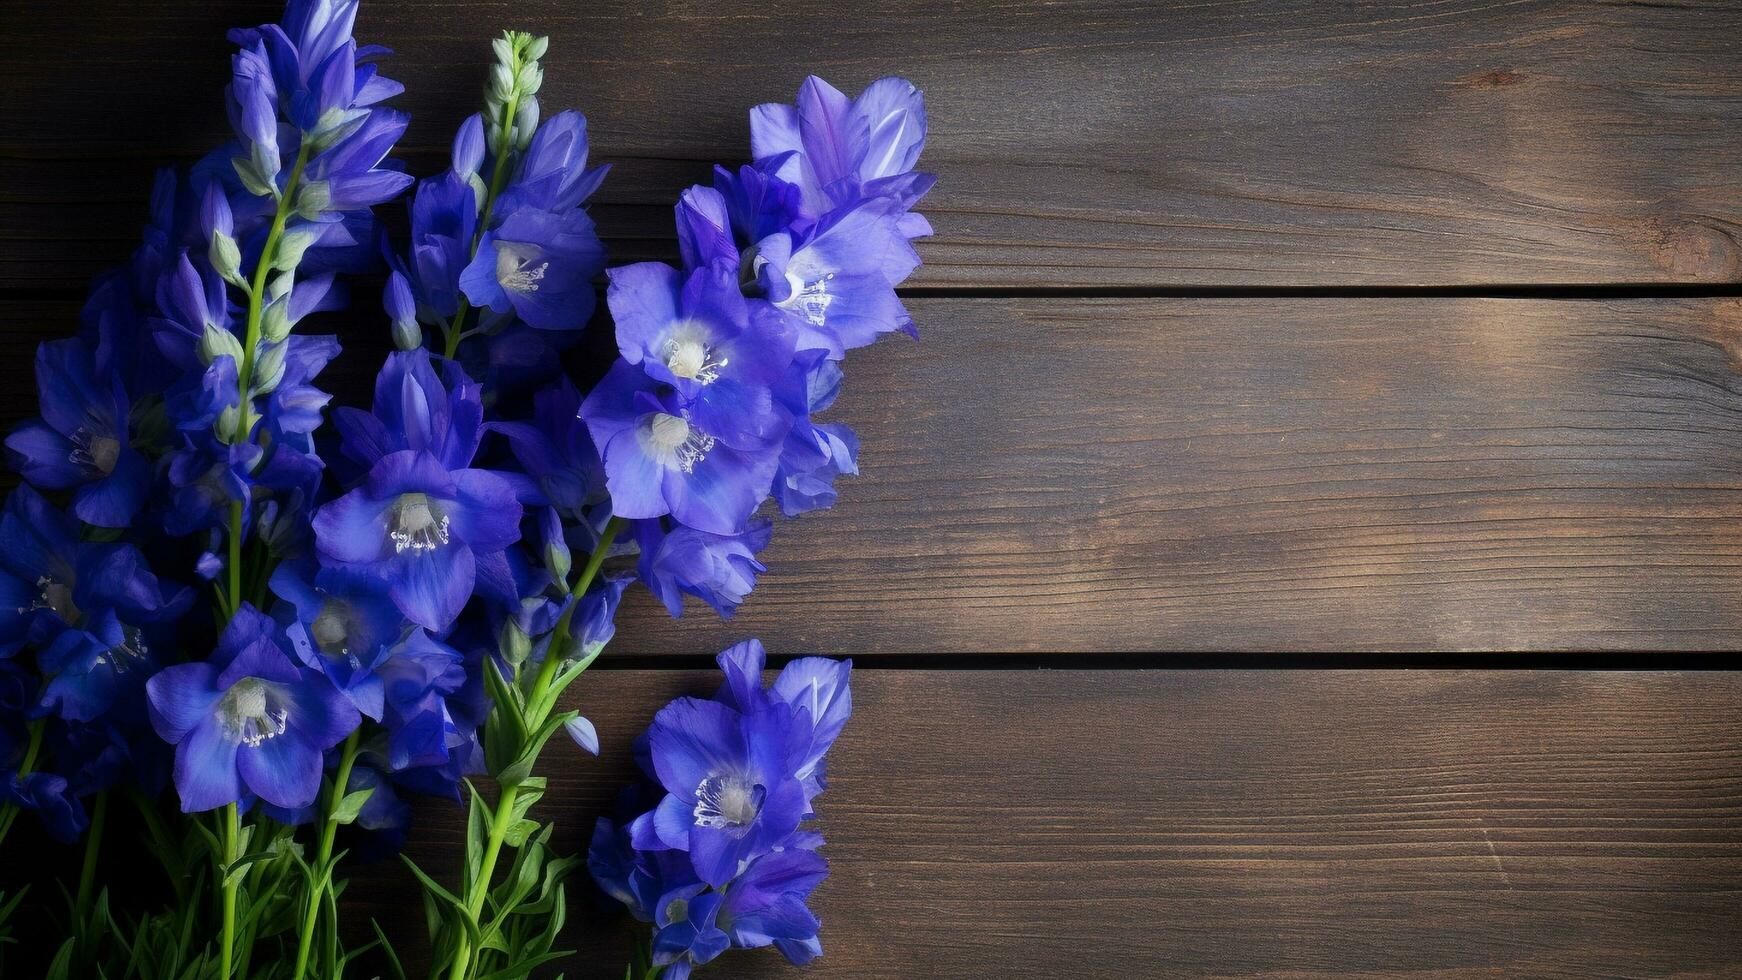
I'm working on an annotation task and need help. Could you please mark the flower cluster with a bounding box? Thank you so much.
[0,2,925,973]
[0,486,190,842]
[582,74,933,618]
[0,0,412,843]
[386,31,607,380]
[590,640,851,977]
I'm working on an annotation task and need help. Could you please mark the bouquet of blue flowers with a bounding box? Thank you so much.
[0,2,929,977]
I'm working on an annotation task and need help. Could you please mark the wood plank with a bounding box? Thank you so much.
[5,296,1742,653]
[2,1,1740,290]
[342,669,1742,978]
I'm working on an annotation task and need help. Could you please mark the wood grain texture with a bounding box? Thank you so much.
[607,295,1742,654]
[340,669,1742,978]
[3,1,1741,290]
[4,295,1742,654]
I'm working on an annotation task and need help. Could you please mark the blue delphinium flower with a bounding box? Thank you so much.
[590,639,850,975]
[635,519,772,619]
[315,351,522,630]
[580,74,930,621]
[375,627,468,773]
[270,560,405,719]
[146,604,359,812]
[0,486,192,722]
[331,349,485,480]
[488,376,604,517]
[394,91,608,372]
[580,262,796,535]
[5,338,150,528]
[773,354,859,516]
[313,449,523,631]
[460,207,604,332]
[750,75,935,221]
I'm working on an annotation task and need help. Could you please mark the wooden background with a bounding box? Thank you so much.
[4,0,1742,976]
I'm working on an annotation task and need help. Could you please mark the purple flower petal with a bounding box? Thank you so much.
[238,731,323,809]
[390,546,473,631]
[147,662,222,742]
[647,697,746,800]
[313,486,394,564]
[173,721,242,812]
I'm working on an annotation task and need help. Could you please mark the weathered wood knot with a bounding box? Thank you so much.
[1648,219,1741,280]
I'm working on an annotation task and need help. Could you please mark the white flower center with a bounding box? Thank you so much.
[310,600,363,668]
[217,677,290,747]
[26,575,77,620]
[663,324,727,384]
[693,774,765,835]
[496,245,549,293]
[68,426,121,476]
[390,493,451,554]
[645,413,715,474]
[780,270,836,327]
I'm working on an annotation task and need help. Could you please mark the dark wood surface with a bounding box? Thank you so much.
[3,0,1740,976]
[343,670,1742,978]
[3,1,1741,290]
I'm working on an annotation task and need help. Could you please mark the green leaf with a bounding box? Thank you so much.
[509,777,546,822]
[465,780,490,892]
[44,937,74,979]
[502,819,541,848]
[370,920,406,980]
[476,950,574,980]
[221,849,278,887]
[498,710,576,787]
[400,854,466,912]
[329,784,375,825]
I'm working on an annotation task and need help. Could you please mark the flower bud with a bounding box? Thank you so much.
[199,322,245,366]
[260,298,293,342]
[252,341,287,395]
[517,62,543,96]
[268,271,295,303]
[540,507,572,583]
[216,404,243,444]
[451,114,486,177]
[384,272,422,350]
[491,35,515,68]
[392,318,422,352]
[201,182,234,239]
[273,227,318,271]
[526,35,549,62]
[208,230,245,287]
[489,63,515,103]
[515,97,540,150]
[497,619,531,667]
[294,180,332,219]
[562,716,599,756]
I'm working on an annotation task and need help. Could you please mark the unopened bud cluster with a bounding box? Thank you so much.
[485,31,548,153]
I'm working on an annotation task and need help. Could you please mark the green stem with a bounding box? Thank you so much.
[225,141,311,617]
[226,499,244,616]
[445,517,622,980]
[74,792,107,928]
[290,728,361,980]
[0,718,47,850]
[443,84,523,361]
[219,803,239,979]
